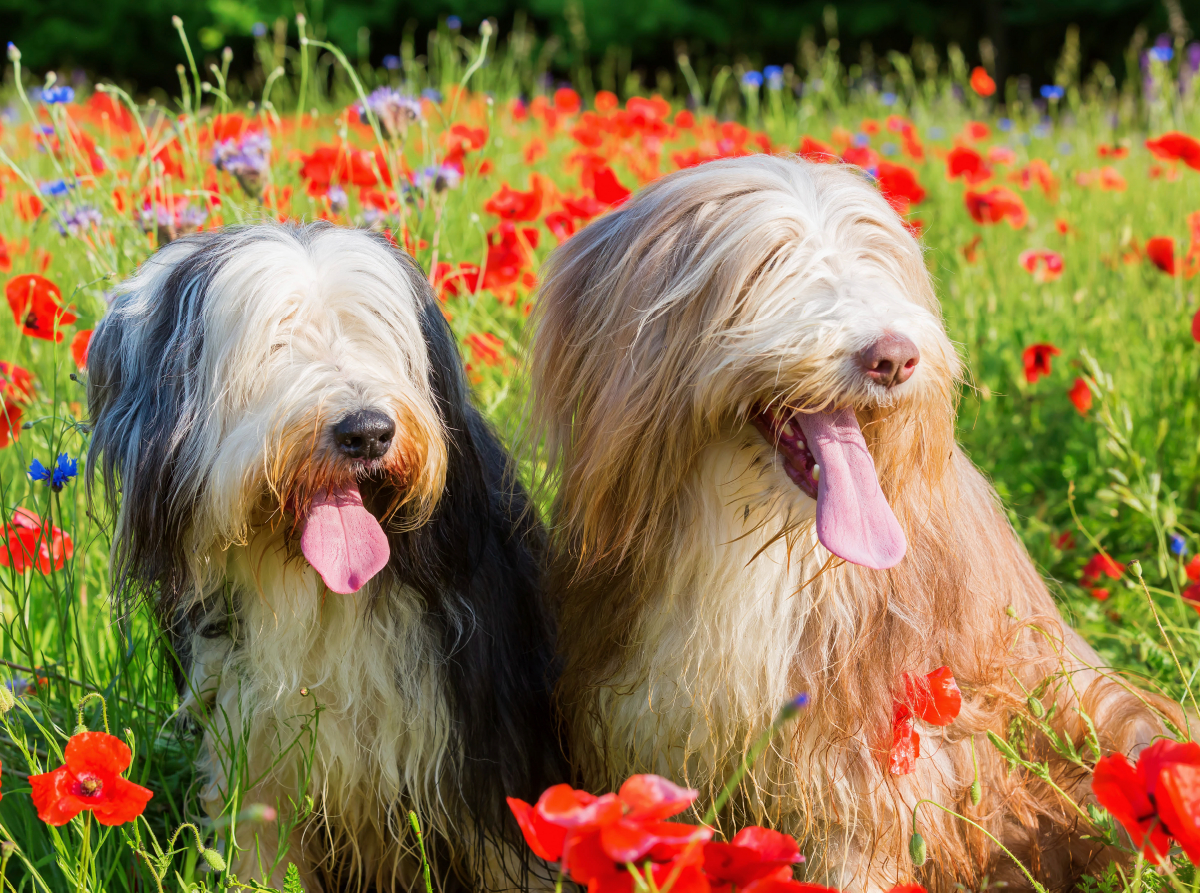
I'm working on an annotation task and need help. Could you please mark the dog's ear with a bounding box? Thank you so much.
[86,235,224,614]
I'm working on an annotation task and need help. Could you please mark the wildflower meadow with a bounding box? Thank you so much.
[0,12,1198,893]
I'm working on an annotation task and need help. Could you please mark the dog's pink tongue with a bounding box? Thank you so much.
[795,408,906,570]
[300,484,390,594]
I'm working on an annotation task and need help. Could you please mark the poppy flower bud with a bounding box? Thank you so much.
[6,43,20,63]
[970,779,982,805]
[1027,696,1046,718]
[171,15,183,28]
[909,831,927,866]
[0,683,14,714]
[201,847,227,872]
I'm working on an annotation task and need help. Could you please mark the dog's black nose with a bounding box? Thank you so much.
[859,333,920,388]
[334,410,395,460]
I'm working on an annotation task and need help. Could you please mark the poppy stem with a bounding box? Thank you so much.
[74,692,109,735]
[911,798,1048,893]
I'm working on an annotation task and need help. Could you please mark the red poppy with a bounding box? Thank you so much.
[799,136,838,163]
[1185,583,1200,613]
[875,162,926,214]
[30,731,153,826]
[962,121,990,142]
[1009,159,1058,199]
[1068,378,1092,415]
[0,401,18,448]
[554,88,581,116]
[889,710,920,775]
[703,827,803,892]
[1091,588,1111,601]
[841,146,880,171]
[545,210,576,242]
[903,666,962,726]
[71,330,92,372]
[1098,144,1129,159]
[1146,237,1177,275]
[590,90,617,113]
[969,67,995,96]
[1093,739,1200,863]
[15,193,43,222]
[946,146,992,184]
[464,333,506,370]
[961,235,982,263]
[988,145,1016,165]
[592,166,631,208]
[888,667,961,774]
[484,176,545,221]
[1022,343,1060,384]
[509,774,712,893]
[675,110,695,129]
[6,275,77,342]
[298,144,387,193]
[1185,555,1200,583]
[0,509,74,574]
[1080,552,1124,587]
[0,361,33,402]
[1056,219,1071,235]
[1145,132,1200,170]
[1018,249,1064,283]
[964,187,1027,228]
[1192,307,1200,343]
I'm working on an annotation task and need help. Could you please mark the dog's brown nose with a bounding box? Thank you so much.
[859,333,920,388]
[334,410,395,460]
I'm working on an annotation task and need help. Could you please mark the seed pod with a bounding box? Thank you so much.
[1027,696,1046,718]
[909,831,927,866]
[970,779,982,805]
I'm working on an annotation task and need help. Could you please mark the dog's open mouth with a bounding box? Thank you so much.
[299,482,390,594]
[753,405,907,570]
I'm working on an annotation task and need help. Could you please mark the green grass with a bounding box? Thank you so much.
[0,16,1196,893]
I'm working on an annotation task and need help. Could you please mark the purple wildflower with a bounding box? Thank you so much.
[56,205,103,236]
[412,163,461,193]
[359,87,422,138]
[212,130,271,198]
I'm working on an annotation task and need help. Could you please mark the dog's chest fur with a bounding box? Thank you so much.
[189,532,454,841]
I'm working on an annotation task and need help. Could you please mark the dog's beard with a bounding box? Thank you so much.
[753,405,906,569]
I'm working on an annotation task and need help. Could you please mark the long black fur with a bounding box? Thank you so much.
[85,223,566,891]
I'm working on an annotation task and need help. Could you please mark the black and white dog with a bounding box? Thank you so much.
[86,223,563,891]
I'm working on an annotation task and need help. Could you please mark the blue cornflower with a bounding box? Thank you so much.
[1040,84,1065,101]
[927,126,945,140]
[1170,534,1188,557]
[446,15,462,30]
[853,132,870,147]
[780,691,810,718]
[997,117,1014,132]
[881,91,897,106]
[1149,46,1174,64]
[763,65,784,89]
[420,87,443,103]
[382,54,401,71]
[40,179,73,197]
[741,70,764,89]
[881,141,898,156]
[1058,141,1073,154]
[42,85,74,105]
[29,454,78,491]
[251,21,268,38]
